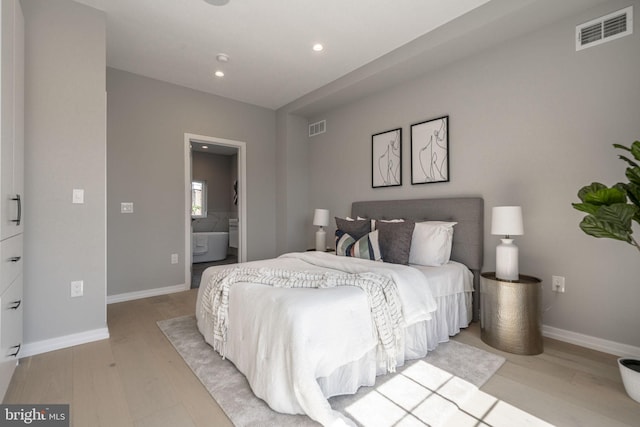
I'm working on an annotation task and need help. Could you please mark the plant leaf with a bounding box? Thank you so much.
[625,183,640,223]
[577,142,640,244]
[582,187,627,205]
[594,203,637,228]
[618,155,639,168]
[613,182,627,193]
[625,182,640,205]
[613,141,640,160]
[579,215,632,243]
[572,202,599,215]
[613,143,631,152]
[631,141,640,161]
[577,182,607,202]
[626,166,640,186]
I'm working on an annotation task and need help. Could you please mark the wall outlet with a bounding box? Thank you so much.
[171,253,178,264]
[72,189,84,204]
[551,275,565,293]
[71,280,84,298]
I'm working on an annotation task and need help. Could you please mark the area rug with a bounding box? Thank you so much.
[158,315,506,427]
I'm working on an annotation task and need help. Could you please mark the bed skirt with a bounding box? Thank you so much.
[318,291,472,398]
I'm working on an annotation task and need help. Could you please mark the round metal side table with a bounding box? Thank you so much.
[480,272,543,355]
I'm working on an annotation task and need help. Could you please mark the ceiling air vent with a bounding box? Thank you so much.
[309,120,326,137]
[576,6,633,51]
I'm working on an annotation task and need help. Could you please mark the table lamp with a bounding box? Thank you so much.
[491,206,524,281]
[313,209,330,251]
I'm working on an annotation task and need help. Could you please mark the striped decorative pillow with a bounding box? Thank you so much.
[335,229,382,261]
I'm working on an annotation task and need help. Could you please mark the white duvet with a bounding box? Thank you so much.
[196,252,447,426]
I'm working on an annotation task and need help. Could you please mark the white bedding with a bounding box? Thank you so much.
[196,251,473,426]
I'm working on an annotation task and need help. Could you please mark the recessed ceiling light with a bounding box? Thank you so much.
[216,53,229,63]
[313,43,324,52]
[214,70,225,78]
[203,0,230,6]
[202,145,208,149]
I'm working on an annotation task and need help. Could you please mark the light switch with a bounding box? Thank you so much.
[121,202,134,213]
[73,189,84,204]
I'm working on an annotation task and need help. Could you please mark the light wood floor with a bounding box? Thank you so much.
[4,289,639,426]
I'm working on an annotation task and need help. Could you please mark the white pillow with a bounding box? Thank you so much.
[409,221,457,266]
[368,217,404,230]
[347,216,406,230]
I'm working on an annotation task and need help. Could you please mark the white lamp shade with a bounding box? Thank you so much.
[313,209,330,227]
[491,206,523,236]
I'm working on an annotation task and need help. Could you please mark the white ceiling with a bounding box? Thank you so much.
[73,0,610,112]
[73,0,493,109]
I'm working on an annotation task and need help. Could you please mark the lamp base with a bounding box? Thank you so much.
[315,228,326,251]
[496,238,519,281]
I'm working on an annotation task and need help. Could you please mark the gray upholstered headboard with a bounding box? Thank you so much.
[351,197,484,320]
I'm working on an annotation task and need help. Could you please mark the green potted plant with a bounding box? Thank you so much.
[572,140,640,403]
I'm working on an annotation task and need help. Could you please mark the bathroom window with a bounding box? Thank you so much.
[191,180,207,218]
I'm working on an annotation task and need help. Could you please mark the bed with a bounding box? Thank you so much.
[196,197,484,426]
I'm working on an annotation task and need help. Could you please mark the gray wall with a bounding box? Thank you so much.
[275,111,309,253]
[107,68,276,296]
[22,0,107,342]
[297,0,640,348]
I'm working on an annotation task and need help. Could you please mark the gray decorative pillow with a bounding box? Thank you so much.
[334,217,371,240]
[375,220,415,265]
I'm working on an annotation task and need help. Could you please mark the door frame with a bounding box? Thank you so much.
[184,133,247,286]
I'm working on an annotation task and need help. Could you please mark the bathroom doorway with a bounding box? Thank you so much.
[184,133,246,288]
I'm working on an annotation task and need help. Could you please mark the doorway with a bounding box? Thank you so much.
[184,133,247,288]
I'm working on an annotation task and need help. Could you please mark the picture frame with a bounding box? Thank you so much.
[371,128,402,188]
[411,115,449,184]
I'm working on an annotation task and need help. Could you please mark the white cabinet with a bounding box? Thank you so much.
[1,0,23,241]
[0,276,22,395]
[0,235,22,292]
[0,0,24,400]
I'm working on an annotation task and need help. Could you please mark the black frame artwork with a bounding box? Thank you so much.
[371,128,402,188]
[410,116,449,185]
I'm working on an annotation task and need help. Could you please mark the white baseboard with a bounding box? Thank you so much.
[21,327,110,358]
[20,296,638,360]
[543,325,640,358]
[21,284,189,358]
[107,283,189,304]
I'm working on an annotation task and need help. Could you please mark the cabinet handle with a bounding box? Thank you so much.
[9,344,21,358]
[9,256,21,263]
[11,194,21,226]
[9,300,21,310]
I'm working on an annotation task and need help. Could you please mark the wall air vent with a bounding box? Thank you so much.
[576,6,633,51]
[308,120,326,137]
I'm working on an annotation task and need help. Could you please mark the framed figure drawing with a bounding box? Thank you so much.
[411,116,449,184]
[372,128,402,188]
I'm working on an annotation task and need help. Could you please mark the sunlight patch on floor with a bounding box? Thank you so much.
[343,360,555,427]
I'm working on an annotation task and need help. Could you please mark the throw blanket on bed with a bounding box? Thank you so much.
[200,267,404,372]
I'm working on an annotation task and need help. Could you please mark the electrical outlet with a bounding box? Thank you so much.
[551,275,565,293]
[71,280,84,298]
[171,253,178,264]
[72,189,84,204]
